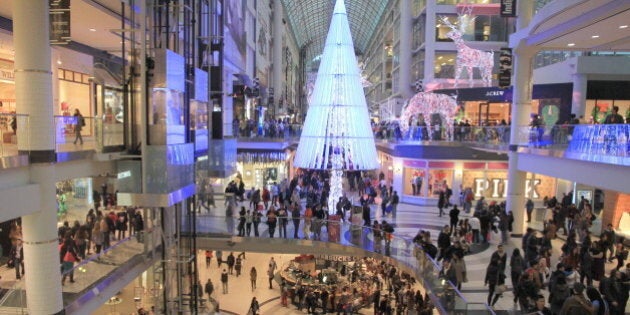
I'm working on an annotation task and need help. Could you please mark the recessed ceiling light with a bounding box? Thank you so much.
[89,28,96,32]
[591,35,599,38]
[620,25,628,29]
[567,43,575,47]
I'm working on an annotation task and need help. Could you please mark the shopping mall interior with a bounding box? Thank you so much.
[0,0,628,314]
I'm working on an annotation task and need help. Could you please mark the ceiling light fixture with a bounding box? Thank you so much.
[591,35,599,38]
[619,25,628,29]
[567,43,575,47]
[89,28,96,32]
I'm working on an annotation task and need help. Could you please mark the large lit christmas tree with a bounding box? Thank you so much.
[294,0,378,213]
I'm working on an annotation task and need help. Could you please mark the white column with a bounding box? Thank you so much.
[14,0,55,154]
[23,165,64,314]
[398,0,413,99]
[423,2,437,86]
[506,0,537,236]
[272,0,283,116]
[506,42,536,236]
[571,73,588,118]
[13,1,64,314]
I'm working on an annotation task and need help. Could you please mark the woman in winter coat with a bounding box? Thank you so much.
[510,249,525,303]
[92,224,104,254]
[452,252,467,290]
[485,258,506,307]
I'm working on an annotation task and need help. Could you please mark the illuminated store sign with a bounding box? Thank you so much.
[474,178,541,199]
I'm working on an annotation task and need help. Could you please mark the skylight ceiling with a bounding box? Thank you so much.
[282,0,388,65]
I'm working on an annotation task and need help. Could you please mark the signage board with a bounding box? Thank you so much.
[500,0,517,17]
[50,0,71,44]
[498,47,512,89]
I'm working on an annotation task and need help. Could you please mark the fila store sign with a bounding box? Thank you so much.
[474,178,541,199]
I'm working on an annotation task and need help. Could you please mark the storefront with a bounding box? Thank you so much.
[399,158,557,203]
[583,81,630,123]
[237,150,292,189]
[434,83,573,126]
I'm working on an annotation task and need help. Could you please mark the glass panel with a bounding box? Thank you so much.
[434,52,457,79]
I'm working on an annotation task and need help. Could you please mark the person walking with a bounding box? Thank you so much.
[390,191,399,218]
[235,256,242,277]
[220,269,229,294]
[449,206,460,235]
[9,239,24,280]
[268,257,277,289]
[60,232,80,285]
[291,203,301,239]
[484,258,506,307]
[73,108,85,145]
[248,297,260,315]
[250,267,257,291]
[509,249,525,303]
[437,190,446,217]
[204,278,214,299]
[526,198,534,223]
[216,250,223,268]
[227,252,235,275]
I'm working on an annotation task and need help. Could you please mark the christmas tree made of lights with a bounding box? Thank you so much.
[294,0,378,213]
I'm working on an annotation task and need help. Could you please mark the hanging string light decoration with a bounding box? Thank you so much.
[294,0,378,213]
[237,152,287,164]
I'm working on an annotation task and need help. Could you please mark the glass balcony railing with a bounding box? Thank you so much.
[374,123,630,158]
[235,124,303,141]
[183,214,495,314]
[567,124,629,157]
[54,115,124,153]
[0,113,28,158]
[0,229,162,313]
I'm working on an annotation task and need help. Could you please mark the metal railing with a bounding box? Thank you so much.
[184,213,496,314]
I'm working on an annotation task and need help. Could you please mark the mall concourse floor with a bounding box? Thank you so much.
[0,194,626,315]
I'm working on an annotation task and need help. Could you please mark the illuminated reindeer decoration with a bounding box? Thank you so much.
[441,14,494,88]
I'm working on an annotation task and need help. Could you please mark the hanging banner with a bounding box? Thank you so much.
[498,47,512,89]
[500,0,517,17]
[50,0,71,44]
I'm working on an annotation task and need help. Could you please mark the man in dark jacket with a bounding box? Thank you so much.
[449,206,460,235]
[558,283,593,315]
[437,225,451,261]
[226,252,235,275]
[599,269,623,315]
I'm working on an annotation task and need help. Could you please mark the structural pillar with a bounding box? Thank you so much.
[506,43,537,236]
[14,3,62,313]
[272,0,284,116]
[398,0,413,99]
[506,0,536,237]
[571,73,588,119]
